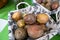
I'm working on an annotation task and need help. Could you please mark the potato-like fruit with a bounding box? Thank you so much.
[23,14,36,24]
[51,1,59,10]
[15,28,27,40]
[17,19,25,28]
[27,25,44,39]
[37,13,49,24]
[12,11,21,21]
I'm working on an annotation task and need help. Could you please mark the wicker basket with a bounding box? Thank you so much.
[8,2,58,40]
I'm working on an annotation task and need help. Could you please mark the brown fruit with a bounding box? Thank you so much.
[37,13,49,24]
[27,25,44,38]
[23,14,36,24]
[12,11,21,21]
[51,1,59,10]
[0,0,7,8]
[15,28,27,40]
[17,19,25,28]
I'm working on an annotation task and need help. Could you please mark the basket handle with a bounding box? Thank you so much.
[16,2,30,10]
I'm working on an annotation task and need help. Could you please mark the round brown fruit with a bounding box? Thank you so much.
[51,1,59,10]
[23,14,36,24]
[37,13,49,24]
[12,11,21,21]
[17,19,25,28]
[27,25,44,39]
[15,28,27,40]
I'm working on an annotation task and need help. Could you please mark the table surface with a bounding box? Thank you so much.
[0,0,15,40]
[0,0,60,40]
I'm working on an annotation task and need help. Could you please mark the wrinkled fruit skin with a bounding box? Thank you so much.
[23,14,36,24]
[51,1,59,10]
[15,28,27,40]
[12,11,21,21]
[17,20,25,28]
[27,25,44,39]
[37,13,49,24]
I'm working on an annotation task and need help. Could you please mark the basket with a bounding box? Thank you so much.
[8,2,59,40]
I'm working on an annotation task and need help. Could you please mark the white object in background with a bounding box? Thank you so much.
[8,26,15,40]
[0,19,7,32]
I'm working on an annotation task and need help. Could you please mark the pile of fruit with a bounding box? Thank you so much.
[36,0,59,10]
[12,11,50,40]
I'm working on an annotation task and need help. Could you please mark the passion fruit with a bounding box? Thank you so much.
[12,11,21,21]
[51,1,59,10]
[23,14,36,24]
[27,25,44,39]
[37,13,49,24]
[17,19,25,28]
[15,28,27,40]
